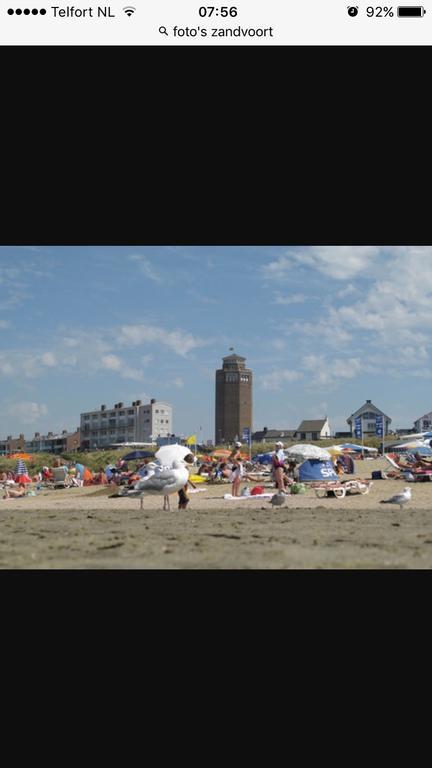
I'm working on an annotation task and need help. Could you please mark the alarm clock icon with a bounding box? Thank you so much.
[347,6,359,15]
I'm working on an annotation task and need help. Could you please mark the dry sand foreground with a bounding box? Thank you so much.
[2,459,432,568]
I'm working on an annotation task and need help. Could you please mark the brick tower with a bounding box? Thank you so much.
[215,352,253,444]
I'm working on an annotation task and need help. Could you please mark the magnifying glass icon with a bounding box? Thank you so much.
[159,26,168,36]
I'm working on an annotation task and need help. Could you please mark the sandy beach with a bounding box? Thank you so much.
[2,458,432,568]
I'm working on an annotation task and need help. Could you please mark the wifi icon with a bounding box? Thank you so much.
[123,6,136,16]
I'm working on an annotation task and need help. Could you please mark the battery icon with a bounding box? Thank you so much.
[397,6,426,15]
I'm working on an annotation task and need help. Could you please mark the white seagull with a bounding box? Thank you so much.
[269,491,287,507]
[121,459,190,511]
[379,487,412,511]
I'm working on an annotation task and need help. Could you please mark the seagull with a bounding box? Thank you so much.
[269,491,287,507]
[379,487,412,511]
[121,459,189,511]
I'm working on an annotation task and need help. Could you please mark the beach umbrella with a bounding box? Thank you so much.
[9,452,33,461]
[338,443,378,453]
[394,442,432,455]
[286,444,332,462]
[15,459,32,483]
[155,444,193,465]
[122,450,154,461]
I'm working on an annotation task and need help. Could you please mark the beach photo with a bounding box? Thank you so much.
[2,245,432,569]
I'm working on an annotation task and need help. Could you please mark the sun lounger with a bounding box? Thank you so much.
[310,479,373,499]
[385,453,432,481]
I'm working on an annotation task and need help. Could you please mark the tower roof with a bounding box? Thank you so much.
[222,353,246,362]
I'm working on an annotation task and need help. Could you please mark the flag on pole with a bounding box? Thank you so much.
[185,435,197,446]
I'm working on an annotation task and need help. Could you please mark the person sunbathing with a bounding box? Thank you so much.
[3,482,26,499]
[411,453,432,469]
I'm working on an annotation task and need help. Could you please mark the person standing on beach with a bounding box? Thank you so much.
[228,441,243,497]
[177,453,197,510]
[272,442,286,492]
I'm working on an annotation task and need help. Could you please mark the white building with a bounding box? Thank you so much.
[414,411,432,432]
[347,400,391,437]
[295,418,331,441]
[80,398,173,449]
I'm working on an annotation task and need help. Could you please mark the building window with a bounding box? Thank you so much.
[84,415,90,421]
[367,422,375,430]
[101,413,107,418]
[128,409,134,415]
[226,373,237,382]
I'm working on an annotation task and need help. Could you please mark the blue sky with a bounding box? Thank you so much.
[1,245,432,441]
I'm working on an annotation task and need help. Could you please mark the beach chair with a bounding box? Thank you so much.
[52,466,70,489]
[311,478,373,499]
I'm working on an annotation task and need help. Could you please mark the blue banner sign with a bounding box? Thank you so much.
[242,427,250,441]
[375,414,383,437]
[354,416,362,438]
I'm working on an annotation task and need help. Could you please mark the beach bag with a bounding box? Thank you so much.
[251,486,264,495]
[290,483,306,494]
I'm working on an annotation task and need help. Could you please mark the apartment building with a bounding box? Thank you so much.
[80,399,173,449]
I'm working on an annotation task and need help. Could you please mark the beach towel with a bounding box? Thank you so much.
[224,493,273,501]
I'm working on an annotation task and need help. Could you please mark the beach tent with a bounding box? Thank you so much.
[252,452,273,464]
[299,460,338,483]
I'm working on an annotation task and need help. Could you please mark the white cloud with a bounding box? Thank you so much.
[41,352,57,367]
[0,361,14,376]
[275,293,307,305]
[302,354,365,387]
[118,324,206,357]
[101,354,122,371]
[129,254,162,283]
[173,377,184,388]
[265,246,380,281]
[101,354,144,380]
[0,320,10,329]
[271,339,286,350]
[259,369,303,391]
[9,401,48,424]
